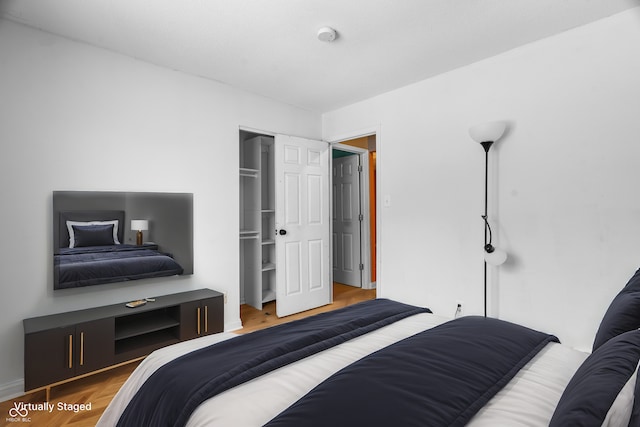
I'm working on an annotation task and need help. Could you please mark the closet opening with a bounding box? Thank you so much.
[239,129,275,311]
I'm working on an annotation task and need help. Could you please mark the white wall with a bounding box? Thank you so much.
[323,8,640,352]
[0,19,320,398]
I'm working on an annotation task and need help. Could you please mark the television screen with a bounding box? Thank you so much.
[52,191,193,290]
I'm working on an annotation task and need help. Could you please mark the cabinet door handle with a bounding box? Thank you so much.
[68,335,73,369]
[204,306,208,333]
[80,332,85,366]
[197,307,201,335]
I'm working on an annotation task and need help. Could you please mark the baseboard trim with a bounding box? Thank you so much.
[0,378,25,403]
[225,319,243,332]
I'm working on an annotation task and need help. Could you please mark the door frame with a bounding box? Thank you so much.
[330,143,373,290]
[325,125,380,292]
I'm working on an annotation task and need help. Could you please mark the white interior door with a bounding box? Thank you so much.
[275,135,331,317]
[332,154,362,287]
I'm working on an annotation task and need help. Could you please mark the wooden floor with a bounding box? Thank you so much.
[239,282,376,334]
[0,283,375,427]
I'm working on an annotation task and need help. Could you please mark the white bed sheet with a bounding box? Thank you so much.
[98,313,588,427]
[469,343,588,426]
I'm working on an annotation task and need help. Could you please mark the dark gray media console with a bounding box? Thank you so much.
[23,289,223,393]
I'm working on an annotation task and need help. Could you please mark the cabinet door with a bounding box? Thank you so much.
[200,297,223,336]
[24,326,75,391]
[180,297,223,340]
[75,318,115,375]
[179,300,201,340]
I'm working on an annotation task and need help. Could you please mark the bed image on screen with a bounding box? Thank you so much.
[52,191,193,290]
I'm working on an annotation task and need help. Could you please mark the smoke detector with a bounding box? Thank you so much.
[317,27,337,42]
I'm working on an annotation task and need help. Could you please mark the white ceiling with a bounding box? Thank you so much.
[1,0,638,113]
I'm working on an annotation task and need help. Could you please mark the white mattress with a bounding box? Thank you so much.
[98,313,588,426]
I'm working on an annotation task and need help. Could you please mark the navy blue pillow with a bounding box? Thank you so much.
[550,329,640,426]
[593,268,640,351]
[72,224,115,247]
[632,373,640,427]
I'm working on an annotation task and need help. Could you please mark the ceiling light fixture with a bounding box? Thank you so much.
[317,27,337,42]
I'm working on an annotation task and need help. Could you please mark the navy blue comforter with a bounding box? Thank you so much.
[116,299,430,427]
[266,316,558,427]
[54,244,183,289]
[117,300,556,427]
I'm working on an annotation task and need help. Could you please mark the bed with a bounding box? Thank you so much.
[98,269,640,427]
[54,210,184,289]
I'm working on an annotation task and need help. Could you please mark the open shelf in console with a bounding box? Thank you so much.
[115,307,180,340]
[114,306,181,359]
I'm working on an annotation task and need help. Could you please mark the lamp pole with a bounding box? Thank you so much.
[470,120,507,318]
[481,141,493,318]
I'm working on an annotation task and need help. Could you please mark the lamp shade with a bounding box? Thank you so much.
[484,246,507,266]
[469,121,506,143]
[130,220,148,231]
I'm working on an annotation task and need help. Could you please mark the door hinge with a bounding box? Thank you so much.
[359,263,364,271]
[359,214,364,221]
[357,164,363,172]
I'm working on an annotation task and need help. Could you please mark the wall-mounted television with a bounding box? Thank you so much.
[53,191,193,290]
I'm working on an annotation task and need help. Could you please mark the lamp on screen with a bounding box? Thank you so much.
[131,219,149,246]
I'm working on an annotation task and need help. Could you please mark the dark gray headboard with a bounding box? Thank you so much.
[56,210,125,250]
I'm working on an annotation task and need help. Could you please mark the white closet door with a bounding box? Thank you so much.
[275,135,331,317]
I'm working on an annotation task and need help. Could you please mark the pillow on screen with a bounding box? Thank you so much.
[71,224,116,247]
[549,329,640,427]
[593,268,640,351]
[66,220,120,248]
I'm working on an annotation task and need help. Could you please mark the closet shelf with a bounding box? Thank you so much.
[262,289,276,303]
[240,168,259,177]
[261,262,276,271]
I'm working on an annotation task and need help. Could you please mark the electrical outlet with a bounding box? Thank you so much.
[223,291,228,304]
[455,300,464,317]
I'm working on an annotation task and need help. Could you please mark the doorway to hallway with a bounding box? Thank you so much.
[331,135,376,290]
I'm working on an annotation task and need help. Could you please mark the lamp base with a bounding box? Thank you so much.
[136,231,143,246]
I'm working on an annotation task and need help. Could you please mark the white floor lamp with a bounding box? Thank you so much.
[469,121,508,317]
